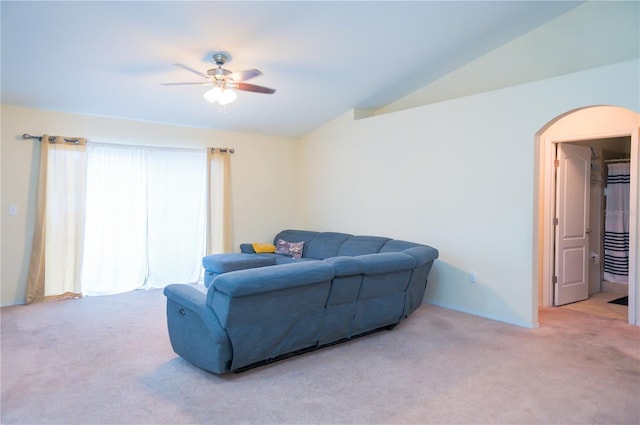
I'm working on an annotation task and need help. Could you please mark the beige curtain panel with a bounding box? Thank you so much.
[207,148,233,254]
[206,148,233,254]
[26,135,88,303]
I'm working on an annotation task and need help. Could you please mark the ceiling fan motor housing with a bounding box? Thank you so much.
[207,68,231,80]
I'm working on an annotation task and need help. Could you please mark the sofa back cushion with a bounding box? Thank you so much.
[273,229,318,257]
[208,261,335,370]
[379,239,420,252]
[305,232,351,259]
[338,235,391,256]
[270,230,438,265]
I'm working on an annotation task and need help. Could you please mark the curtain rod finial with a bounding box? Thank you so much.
[22,133,42,141]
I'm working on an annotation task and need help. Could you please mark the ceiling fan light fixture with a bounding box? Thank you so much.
[203,86,222,103]
[220,88,237,105]
[203,86,237,105]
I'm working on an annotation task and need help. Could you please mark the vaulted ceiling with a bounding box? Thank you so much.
[1,1,637,138]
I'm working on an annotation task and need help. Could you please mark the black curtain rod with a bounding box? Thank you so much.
[24,134,234,152]
[22,133,42,141]
[22,134,82,144]
[210,147,235,154]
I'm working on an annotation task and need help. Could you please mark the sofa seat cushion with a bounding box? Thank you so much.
[203,253,275,274]
[274,256,317,265]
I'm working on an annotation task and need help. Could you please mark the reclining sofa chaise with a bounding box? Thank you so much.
[163,229,439,374]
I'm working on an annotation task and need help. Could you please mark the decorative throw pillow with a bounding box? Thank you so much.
[252,243,276,253]
[275,239,304,259]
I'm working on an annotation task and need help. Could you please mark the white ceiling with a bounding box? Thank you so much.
[1,1,627,139]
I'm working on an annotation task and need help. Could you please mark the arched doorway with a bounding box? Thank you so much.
[533,105,639,326]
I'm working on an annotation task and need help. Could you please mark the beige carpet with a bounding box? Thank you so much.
[560,291,628,321]
[2,287,639,425]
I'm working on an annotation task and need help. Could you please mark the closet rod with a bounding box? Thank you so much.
[604,158,630,163]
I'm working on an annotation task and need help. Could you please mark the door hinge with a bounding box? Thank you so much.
[553,217,559,226]
[554,159,560,168]
[552,275,558,284]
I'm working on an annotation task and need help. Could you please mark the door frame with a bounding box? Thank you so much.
[534,106,639,326]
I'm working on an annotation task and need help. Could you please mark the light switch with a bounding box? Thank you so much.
[8,204,17,216]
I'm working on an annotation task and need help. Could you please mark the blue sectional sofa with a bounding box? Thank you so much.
[163,229,438,374]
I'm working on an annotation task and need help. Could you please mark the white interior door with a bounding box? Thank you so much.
[554,143,591,306]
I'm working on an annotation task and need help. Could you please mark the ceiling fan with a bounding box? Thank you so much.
[162,53,275,105]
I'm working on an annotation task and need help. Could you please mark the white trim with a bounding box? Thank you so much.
[426,301,539,329]
[629,127,639,325]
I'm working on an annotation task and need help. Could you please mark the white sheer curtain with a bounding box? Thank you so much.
[147,148,207,286]
[81,143,206,295]
[26,136,88,303]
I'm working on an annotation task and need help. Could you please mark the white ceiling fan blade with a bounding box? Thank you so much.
[229,69,262,82]
[235,82,275,94]
[161,82,213,86]
[174,63,209,80]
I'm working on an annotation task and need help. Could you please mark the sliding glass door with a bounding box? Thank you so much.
[81,143,206,296]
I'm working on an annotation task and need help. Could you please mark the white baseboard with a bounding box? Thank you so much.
[425,300,539,329]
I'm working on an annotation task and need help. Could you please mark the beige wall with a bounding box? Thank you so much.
[3,59,639,327]
[298,59,640,328]
[0,105,301,306]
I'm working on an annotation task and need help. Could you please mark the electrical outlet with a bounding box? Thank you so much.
[469,271,478,283]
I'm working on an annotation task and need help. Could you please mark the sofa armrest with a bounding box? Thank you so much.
[163,284,232,374]
[401,246,439,266]
[163,284,216,323]
[357,252,416,274]
[164,284,230,349]
[323,256,364,276]
[239,243,256,254]
[164,283,234,337]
